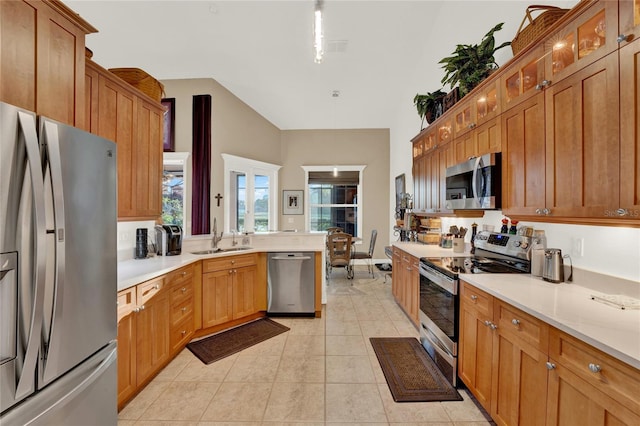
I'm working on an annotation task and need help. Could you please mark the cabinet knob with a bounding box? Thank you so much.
[181,271,187,276]
[181,330,187,336]
[231,260,236,264]
[588,363,601,373]
[133,307,140,313]
[140,304,145,310]
[511,319,520,326]
[182,307,187,313]
[535,80,551,90]
[616,208,629,217]
[229,270,233,274]
[490,323,498,330]
[154,284,160,290]
[181,287,187,293]
[546,362,556,370]
[617,34,629,43]
[484,320,492,327]
[468,123,477,129]
[470,295,478,302]
[537,208,551,215]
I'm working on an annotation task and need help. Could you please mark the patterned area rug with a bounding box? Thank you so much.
[370,337,462,402]
[187,318,289,364]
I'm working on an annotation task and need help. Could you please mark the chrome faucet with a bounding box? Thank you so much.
[211,218,223,250]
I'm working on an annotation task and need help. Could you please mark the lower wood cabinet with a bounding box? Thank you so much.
[391,247,419,326]
[201,253,259,329]
[460,280,640,426]
[167,263,197,355]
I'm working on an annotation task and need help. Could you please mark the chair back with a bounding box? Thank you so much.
[327,227,343,235]
[327,232,352,267]
[367,230,378,257]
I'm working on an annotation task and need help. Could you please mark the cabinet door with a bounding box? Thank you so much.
[619,0,640,46]
[502,93,546,216]
[546,362,640,426]
[476,118,501,156]
[202,270,234,328]
[544,52,619,218]
[136,286,170,385]
[135,99,163,218]
[408,256,420,325]
[97,74,136,217]
[116,288,136,406]
[412,154,425,211]
[619,37,640,219]
[233,265,257,319]
[491,331,548,426]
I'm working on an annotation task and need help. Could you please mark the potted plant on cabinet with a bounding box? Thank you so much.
[439,23,511,98]
[413,89,446,129]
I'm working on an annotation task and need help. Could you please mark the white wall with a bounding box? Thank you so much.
[387,1,639,282]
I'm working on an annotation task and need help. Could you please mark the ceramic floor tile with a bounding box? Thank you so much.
[325,383,388,423]
[325,319,362,336]
[139,381,220,421]
[441,389,492,422]
[197,422,261,426]
[282,334,325,356]
[275,355,325,383]
[263,382,325,422]
[326,355,376,383]
[177,353,238,382]
[224,355,281,382]
[236,332,287,357]
[134,421,200,426]
[118,381,170,420]
[276,317,326,335]
[359,320,402,338]
[326,335,368,356]
[153,349,194,381]
[200,382,272,422]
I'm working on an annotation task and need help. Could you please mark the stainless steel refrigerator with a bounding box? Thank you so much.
[0,101,118,425]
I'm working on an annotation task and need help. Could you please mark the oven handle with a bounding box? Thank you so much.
[419,263,457,295]
[422,323,455,360]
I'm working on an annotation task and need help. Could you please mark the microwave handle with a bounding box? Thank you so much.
[471,156,482,207]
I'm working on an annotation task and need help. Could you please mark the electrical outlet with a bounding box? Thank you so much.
[572,237,584,257]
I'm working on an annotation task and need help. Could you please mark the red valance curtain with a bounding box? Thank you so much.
[191,94,211,235]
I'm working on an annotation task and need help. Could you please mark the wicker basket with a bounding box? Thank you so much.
[512,5,569,56]
[108,68,164,102]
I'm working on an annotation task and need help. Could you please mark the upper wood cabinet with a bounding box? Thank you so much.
[0,0,96,126]
[85,59,163,220]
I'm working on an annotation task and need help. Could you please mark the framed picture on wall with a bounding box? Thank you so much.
[283,190,303,215]
[162,98,175,152]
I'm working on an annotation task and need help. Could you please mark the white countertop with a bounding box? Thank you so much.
[393,242,640,371]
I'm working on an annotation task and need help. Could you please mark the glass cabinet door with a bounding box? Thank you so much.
[500,45,545,111]
[619,0,640,46]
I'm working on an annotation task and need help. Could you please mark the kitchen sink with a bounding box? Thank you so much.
[190,247,252,255]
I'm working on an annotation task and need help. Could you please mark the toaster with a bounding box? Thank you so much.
[155,224,182,256]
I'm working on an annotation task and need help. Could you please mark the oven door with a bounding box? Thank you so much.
[419,263,459,353]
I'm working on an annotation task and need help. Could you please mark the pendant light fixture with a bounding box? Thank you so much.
[313,0,324,63]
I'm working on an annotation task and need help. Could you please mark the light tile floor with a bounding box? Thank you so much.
[118,266,493,425]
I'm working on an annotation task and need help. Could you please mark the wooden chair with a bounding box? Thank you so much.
[352,229,377,277]
[326,232,354,280]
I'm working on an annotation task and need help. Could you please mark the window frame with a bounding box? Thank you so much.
[162,152,190,233]
[222,153,281,233]
[302,165,366,236]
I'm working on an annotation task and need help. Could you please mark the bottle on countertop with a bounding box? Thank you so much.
[509,219,519,234]
[470,222,478,254]
[500,218,509,234]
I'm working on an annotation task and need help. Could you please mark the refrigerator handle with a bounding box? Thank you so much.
[15,112,47,400]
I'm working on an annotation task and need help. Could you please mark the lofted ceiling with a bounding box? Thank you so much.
[66,0,576,131]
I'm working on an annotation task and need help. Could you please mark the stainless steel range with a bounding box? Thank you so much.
[418,230,534,386]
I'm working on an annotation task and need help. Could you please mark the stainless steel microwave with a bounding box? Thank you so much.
[445,153,501,210]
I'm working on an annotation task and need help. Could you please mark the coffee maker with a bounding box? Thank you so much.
[155,224,182,256]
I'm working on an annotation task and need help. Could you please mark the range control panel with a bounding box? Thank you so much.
[474,231,533,260]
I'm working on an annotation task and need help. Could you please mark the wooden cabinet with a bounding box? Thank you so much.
[546,328,640,426]
[116,286,137,406]
[135,276,170,385]
[202,254,259,329]
[85,59,163,220]
[460,280,640,426]
[167,264,196,355]
[391,247,418,326]
[0,0,96,126]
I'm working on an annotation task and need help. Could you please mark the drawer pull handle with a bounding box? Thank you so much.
[140,304,145,311]
[181,271,187,276]
[154,284,160,290]
[546,362,556,370]
[181,330,186,336]
[511,319,520,326]
[588,363,601,373]
[470,295,478,302]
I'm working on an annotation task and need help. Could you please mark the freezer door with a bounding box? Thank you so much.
[0,341,117,426]
[38,118,118,387]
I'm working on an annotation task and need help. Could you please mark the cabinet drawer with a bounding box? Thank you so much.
[117,287,136,322]
[495,300,549,352]
[166,264,194,286]
[170,315,194,350]
[202,254,256,273]
[461,281,493,318]
[549,328,640,415]
[136,276,165,306]
[170,279,193,306]
[170,296,194,326]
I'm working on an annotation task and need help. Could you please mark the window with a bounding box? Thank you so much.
[162,152,189,229]
[303,166,365,237]
[222,154,280,233]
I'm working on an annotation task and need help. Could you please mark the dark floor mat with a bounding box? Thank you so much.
[187,318,289,364]
[370,337,462,402]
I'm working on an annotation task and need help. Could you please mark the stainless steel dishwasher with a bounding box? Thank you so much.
[267,252,315,316]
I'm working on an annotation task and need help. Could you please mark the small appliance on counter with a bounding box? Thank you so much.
[542,248,573,283]
[155,224,182,256]
[135,228,148,259]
